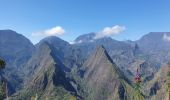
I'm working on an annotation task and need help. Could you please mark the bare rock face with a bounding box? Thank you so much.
[144,63,170,100]
[81,46,133,100]
[2,30,170,99]
[137,32,170,65]
[14,42,76,99]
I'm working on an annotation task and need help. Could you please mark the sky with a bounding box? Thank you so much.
[0,0,170,44]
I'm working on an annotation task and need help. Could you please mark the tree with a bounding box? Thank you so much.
[31,93,38,100]
[167,63,170,100]
[0,58,7,100]
[0,59,5,70]
[70,95,76,100]
[132,68,144,100]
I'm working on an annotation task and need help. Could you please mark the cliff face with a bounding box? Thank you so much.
[2,30,170,99]
[81,46,133,100]
[13,42,76,100]
[143,63,170,100]
[0,30,34,94]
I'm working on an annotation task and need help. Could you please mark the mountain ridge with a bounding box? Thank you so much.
[12,42,77,99]
[1,30,170,99]
[80,45,133,100]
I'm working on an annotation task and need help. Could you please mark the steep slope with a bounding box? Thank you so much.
[73,33,135,60]
[80,46,133,100]
[72,33,137,74]
[133,32,170,83]
[39,33,139,80]
[137,32,170,51]
[13,42,76,99]
[0,30,34,94]
[144,63,170,100]
[38,36,76,69]
[38,36,69,61]
[0,30,34,67]
[23,42,57,83]
[39,36,70,54]
[74,32,95,43]
[23,37,71,78]
[39,36,87,71]
[137,32,170,64]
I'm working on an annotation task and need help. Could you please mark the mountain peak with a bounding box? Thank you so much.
[83,45,120,78]
[40,36,69,44]
[42,36,63,41]
[74,32,96,43]
[20,41,76,99]
[0,29,17,33]
[139,32,170,41]
[95,45,106,52]
[37,36,69,50]
[137,32,170,53]
[93,45,107,56]
[92,45,114,63]
[81,46,131,100]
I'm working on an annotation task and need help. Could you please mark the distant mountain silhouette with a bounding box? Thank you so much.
[1,30,170,99]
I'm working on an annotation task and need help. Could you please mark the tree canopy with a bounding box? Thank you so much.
[0,59,6,100]
[0,59,5,70]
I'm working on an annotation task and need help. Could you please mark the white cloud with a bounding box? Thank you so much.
[69,40,82,45]
[69,41,76,45]
[94,25,125,39]
[32,26,65,36]
[163,33,170,41]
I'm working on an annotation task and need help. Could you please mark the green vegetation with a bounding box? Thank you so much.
[0,59,5,70]
[13,63,77,100]
[133,90,144,100]
[0,58,6,100]
[0,83,6,99]
[13,86,75,100]
[132,69,144,100]
[167,62,170,100]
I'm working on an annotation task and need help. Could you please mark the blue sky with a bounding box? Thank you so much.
[0,0,170,44]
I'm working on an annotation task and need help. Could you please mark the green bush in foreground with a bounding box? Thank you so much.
[133,69,144,100]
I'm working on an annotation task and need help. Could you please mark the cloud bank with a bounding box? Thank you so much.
[163,33,170,41]
[32,26,65,36]
[94,25,125,39]
[69,40,82,44]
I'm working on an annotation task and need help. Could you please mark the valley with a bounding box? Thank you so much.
[1,30,170,100]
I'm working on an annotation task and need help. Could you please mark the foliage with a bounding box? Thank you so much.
[0,81,7,100]
[167,62,170,100]
[0,59,6,99]
[69,95,76,100]
[31,93,38,100]
[0,59,5,70]
[132,69,144,100]
[133,89,144,100]
[16,85,76,100]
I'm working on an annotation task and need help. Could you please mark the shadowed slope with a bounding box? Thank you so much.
[81,46,133,100]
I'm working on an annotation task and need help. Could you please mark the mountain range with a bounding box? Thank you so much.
[1,30,170,100]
